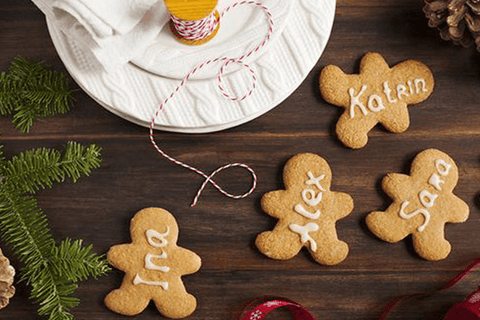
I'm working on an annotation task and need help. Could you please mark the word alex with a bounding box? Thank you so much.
[133,227,171,290]
[398,159,452,232]
[288,171,325,251]
[348,78,428,118]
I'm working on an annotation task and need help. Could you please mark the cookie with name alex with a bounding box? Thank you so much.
[320,52,434,149]
[366,149,469,261]
[256,153,354,265]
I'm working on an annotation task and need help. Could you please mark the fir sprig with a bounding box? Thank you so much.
[0,141,110,320]
[0,57,74,132]
[3,142,102,194]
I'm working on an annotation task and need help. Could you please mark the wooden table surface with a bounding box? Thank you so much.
[2,0,480,319]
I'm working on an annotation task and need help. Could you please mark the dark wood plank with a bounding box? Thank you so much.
[1,0,480,319]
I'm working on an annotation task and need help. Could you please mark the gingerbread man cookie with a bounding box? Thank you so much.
[105,207,201,318]
[366,149,469,261]
[256,153,354,265]
[319,52,434,149]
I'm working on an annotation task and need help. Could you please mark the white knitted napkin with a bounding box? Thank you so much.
[34,0,169,71]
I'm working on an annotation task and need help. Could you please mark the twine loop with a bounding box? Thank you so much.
[150,1,274,206]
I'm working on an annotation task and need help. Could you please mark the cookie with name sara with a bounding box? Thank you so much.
[319,52,434,149]
[366,149,469,261]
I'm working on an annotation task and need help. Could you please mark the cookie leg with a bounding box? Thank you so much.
[104,287,150,316]
[153,291,197,319]
[310,238,349,266]
[336,113,378,149]
[379,106,410,133]
[255,229,303,261]
[412,229,451,261]
[366,210,411,243]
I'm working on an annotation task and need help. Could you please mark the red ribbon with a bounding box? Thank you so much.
[380,258,480,320]
[239,297,316,320]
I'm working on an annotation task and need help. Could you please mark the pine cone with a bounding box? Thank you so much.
[423,0,480,51]
[0,248,15,310]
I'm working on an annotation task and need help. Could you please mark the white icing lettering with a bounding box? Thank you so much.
[428,173,444,191]
[407,80,414,94]
[146,227,170,248]
[367,94,386,112]
[396,84,409,100]
[399,201,430,232]
[133,274,169,290]
[383,81,397,103]
[302,189,323,206]
[419,190,437,208]
[289,223,319,252]
[305,172,326,191]
[145,253,170,272]
[414,78,427,93]
[349,85,368,118]
[435,159,451,176]
[294,204,321,220]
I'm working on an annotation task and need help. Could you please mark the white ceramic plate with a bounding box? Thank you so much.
[45,0,336,133]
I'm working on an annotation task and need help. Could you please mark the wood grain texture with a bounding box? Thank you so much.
[1,0,480,319]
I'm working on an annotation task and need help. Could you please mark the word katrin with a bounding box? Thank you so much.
[349,78,428,118]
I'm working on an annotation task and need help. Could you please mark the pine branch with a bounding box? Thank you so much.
[49,239,111,283]
[0,144,6,173]
[0,72,17,116]
[9,56,50,84]
[2,142,102,194]
[0,184,55,277]
[0,57,74,133]
[0,142,108,320]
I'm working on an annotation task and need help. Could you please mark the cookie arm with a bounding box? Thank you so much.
[328,191,354,220]
[107,244,136,271]
[444,194,470,223]
[173,247,202,275]
[381,173,413,201]
[260,190,290,219]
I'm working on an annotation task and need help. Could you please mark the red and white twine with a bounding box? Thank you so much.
[170,12,218,41]
[149,1,274,206]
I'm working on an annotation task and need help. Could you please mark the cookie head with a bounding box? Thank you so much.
[130,207,179,248]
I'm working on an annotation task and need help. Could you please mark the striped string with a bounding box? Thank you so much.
[170,11,218,41]
[150,1,274,206]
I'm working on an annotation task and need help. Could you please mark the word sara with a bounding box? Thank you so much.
[349,78,428,118]
[133,227,171,290]
[398,158,452,232]
[288,171,325,251]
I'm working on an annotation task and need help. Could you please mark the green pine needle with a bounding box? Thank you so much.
[3,142,102,194]
[0,142,109,320]
[1,56,74,133]
[0,72,17,116]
